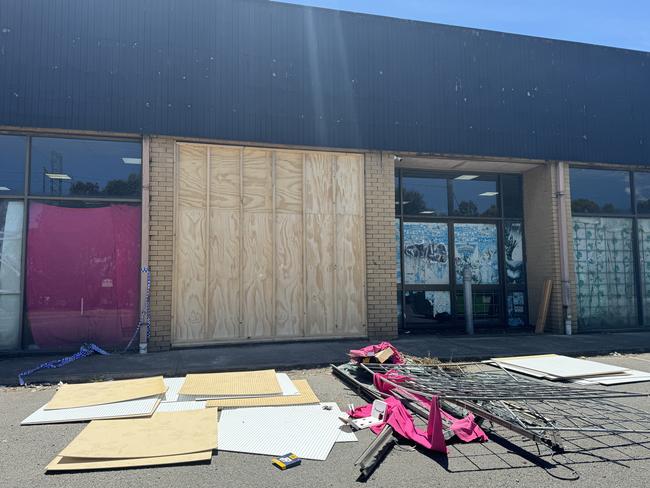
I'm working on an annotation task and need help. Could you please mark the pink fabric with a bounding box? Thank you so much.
[26,203,141,349]
[349,342,405,364]
[372,371,488,443]
[349,396,448,454]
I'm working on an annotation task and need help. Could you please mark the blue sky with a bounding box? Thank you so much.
[275,0,650,52]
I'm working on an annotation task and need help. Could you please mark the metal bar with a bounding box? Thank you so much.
[355,425,397,480]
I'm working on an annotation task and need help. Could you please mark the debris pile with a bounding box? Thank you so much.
[22,369,356,472]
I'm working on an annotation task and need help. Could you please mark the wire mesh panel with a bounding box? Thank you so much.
[572,217,637,330]
[637,219,650,326]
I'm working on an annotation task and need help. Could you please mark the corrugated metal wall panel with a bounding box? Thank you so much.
[0,0,649,165]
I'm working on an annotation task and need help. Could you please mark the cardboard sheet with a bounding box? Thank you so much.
[22,396,161,425]
[492,354,628,379]
[46,376,167,410]
[179,369,281,397]
[60,409,217,459]
[46,450,212,472]
[206,379,319,408]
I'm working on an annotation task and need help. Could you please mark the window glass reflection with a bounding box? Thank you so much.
[0,200,24,350]
[501,174,523,218]
[30,137,142,198]
[452,177,498,217]
[570,168,631,214]
[401,176,448,216]
[0,135,26,195]
[635,172,650,214]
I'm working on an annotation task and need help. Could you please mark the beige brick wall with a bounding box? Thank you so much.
[364,152,399,339]
[147,137,175,351]
[523,163,576,333]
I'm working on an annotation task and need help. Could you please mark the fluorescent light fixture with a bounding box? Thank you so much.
[0,186,9,191]
[479,191,499,197]
[455,175,479,180]
[45,173,71,180]
[122,157,142,165]
[419,210,435,214]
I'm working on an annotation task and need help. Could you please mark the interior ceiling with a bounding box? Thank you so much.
[396,156,544,174]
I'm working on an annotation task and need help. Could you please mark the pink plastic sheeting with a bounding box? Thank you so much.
[25,203,141,349]
[349,396,447,454]
[372,371,488,444]
[349,341,405,364]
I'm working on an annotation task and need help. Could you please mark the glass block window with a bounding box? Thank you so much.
[573,217,637,330]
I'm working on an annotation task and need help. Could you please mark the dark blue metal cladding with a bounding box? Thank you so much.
[1,0,649,165]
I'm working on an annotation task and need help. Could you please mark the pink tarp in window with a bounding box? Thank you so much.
[26,202,140,349]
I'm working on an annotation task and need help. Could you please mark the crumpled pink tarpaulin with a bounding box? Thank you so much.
[349,396,448,454]
[371,371,488,444]
[349,342,405,364]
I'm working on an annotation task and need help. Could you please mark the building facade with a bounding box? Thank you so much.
[1,0,649,352]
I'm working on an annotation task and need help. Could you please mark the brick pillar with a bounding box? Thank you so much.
[523,163,576,333]
[364,152,398,339]
[147,137,175,351]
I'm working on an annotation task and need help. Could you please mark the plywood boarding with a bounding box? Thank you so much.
[46,451,212,472]
[60,409,217,459]
[179,369,281,397]
[45,377,166,410]
[173,143,365,345]
[206,379,318,408]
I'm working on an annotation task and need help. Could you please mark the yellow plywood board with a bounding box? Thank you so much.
[179,369,281,397]
[59,409,218,459]
[45,376,167,410]
[46,450,212,472]
[206,379,319,408]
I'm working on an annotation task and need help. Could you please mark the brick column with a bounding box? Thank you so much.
[364,152,398,339]
[523,163,576,333]
[147,137,175,351]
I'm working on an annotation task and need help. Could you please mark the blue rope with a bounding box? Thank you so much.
[18,266,152,385]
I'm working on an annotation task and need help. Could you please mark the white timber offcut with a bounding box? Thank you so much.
[172,143,367,345]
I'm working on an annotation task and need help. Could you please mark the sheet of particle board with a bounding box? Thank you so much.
[275,213,304,337]
[46,450,212,472]
[206,379,318,408]
[492,354,628,379]
[334,154,364,217]
[275,151,303,213]
[208,210,240,340]
[218,403,345,460]
[304,152,333,214]
[335,214,366,335]
[179,369,281,397]
[22,396,161,425]
[305,213,335,336]
[45,376,167,410]
[209,145,241,211]
[59,409,217,459]
[242,148,273,211]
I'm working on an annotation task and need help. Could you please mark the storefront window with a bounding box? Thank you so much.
[403,290,452,328]
[0,200,24,350]
[634,172,650,214]
[454,223,499,284]
[0,134,26,195]
[501,174,523,218]
[30,137,142,198]
[24,201,141,350]
[504,222,525,284]
[573,217,636,330]
[403,222,449,285]
[401,175,448,216]
[452,176,498,217]
[570,167,631,214]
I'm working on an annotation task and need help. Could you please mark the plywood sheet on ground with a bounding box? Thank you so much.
[59,409,217,459]
[179,369,281,397]
[46,451,212,472]
[45,376,166,410]
[23,396,161,425]
[492,354,628,379]
[206,379,318,408]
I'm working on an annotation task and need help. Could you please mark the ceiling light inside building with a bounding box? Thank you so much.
[45,173,71,180]
[122,157,142,165]
[420,210,435,214]
[0,186,9,191]
[479,191,499,196]
[454,175,479,180]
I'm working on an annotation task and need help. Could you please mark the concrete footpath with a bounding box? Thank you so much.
[2,331,650,386]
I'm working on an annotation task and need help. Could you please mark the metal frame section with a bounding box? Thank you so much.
[570,165,650,332]
[354,425,397,480]
[395,168,528,333]
[0,130,143,353]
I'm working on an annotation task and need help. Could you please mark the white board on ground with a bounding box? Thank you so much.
[21,396,161,425]
[571,369,650,386]
[492,354,629,379]
[218,403,352,460]
[156,401,206,412]
[163,377,186,402]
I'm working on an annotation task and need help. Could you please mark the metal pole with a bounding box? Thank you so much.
[556,161,572,335]
[139,136,151,354]
[463,266,474,334]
